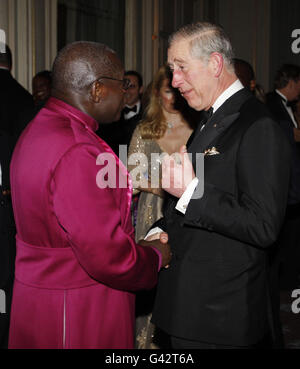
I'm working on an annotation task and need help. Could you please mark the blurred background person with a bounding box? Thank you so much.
[0,43,26,348]
[32,70,52,107]
[233,58,266,103]
[128,64,196,349]
[266,64,300,293]
[0,44,34,143]
[16,70,52,140]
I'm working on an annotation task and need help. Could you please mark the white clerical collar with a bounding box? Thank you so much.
[212,79,244,113]
[0,66,10,71]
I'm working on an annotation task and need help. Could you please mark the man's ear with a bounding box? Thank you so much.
[90,80,105,103]
[209,52,224,78]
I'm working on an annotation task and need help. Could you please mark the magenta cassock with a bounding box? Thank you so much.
[8,97,159,349]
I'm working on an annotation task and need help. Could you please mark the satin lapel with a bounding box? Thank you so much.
[189,112,240,153]
[188,88,252,154]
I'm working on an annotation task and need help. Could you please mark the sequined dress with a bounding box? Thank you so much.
[128,125,164,349]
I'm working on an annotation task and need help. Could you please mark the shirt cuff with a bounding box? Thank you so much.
[175,177,199,214]
[144,227,164,271]
[144,227,164,240]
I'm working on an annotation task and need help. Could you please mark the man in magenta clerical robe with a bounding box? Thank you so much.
[8,42,171,349]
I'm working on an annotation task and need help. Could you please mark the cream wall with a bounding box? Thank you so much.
[0,0,57,92]
[0,0,278,93]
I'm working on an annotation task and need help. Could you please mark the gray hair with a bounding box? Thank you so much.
[52,41,121,93]
[169,22,235,72]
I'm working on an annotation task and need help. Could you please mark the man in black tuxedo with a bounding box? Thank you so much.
[0,44,34,144]
[97,70,143,156]
[147,22,291,349]
[0,44,29,347]
[266,65,300,291]
[0,130,15,349]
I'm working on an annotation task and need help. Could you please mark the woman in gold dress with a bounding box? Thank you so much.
[128,65,196,348]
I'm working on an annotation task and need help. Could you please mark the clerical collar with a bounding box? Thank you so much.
[46,97,99,132]
[212,79,244,113]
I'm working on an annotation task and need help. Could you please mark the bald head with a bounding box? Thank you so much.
[52,41,123,95]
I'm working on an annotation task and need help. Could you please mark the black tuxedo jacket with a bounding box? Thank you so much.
[0,130,15,287]
[152,89,291,346]
[0,69,34,143]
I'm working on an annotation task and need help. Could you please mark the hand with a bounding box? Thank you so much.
[139,234,171,269]
[161,145,195,198]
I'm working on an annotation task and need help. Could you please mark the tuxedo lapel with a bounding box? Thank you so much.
[188,88,251,154]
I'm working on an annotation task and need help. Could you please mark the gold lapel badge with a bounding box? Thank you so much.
[204,147,220,156]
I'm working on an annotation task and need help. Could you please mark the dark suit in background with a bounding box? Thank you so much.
[0,130,16,348]
[152,88,291,348]
[0,69,34,144]
[266,91,300,290]
[0,63,32,347]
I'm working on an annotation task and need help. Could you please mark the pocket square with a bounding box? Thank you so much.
[204,147,220,156]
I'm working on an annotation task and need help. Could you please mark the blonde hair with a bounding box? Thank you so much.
[139,65,173,140]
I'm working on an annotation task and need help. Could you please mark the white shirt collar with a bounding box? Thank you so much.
[212,79,244,113]
[124,100,141,120]
[275,90,298,128]
[275,89,288,102]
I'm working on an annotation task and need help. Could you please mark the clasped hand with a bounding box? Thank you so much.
[139,232,171,269]
[161,145,195,198]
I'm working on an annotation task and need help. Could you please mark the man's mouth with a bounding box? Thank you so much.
[180,89,193,98]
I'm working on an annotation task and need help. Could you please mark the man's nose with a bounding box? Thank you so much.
[172,70,182,88]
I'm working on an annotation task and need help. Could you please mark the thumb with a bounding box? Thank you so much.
[159,232,169,244]
[179,145,187,155]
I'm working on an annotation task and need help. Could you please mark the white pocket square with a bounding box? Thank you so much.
[204,147,220,156]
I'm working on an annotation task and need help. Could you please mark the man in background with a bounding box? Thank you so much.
[266,65,300,291]
[0,44,34,143]
[0,43,30,348]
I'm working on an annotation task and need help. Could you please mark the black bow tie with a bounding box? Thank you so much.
[279,94,295,108]
[123,105,137,114]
